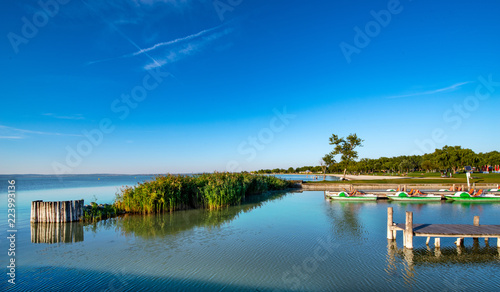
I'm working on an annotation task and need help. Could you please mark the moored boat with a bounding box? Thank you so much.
[387,191,442,201]
[325,191,378,201]
[445,190,500,201]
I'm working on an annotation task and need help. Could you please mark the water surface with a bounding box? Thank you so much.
[1,176,500,291]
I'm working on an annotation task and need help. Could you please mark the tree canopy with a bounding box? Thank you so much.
[328,133,363,179]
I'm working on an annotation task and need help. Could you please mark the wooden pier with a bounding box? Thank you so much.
[31,200,84,223]
[387,207,500,249]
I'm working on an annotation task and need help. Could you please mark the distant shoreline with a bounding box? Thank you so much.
[263,173,409,180]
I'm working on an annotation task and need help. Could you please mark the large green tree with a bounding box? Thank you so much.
[328,133,364,179]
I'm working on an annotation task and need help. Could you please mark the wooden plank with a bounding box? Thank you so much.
[395,223,500,236]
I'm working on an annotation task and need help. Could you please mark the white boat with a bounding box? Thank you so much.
[387,191,442,201]
[445,191,500,201]
[325,191,378,201]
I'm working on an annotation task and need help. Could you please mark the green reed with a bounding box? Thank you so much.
[114,173,292,214]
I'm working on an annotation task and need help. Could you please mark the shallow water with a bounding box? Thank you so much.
[1,176,500,291]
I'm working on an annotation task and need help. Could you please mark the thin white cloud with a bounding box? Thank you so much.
[43,113,85,120]
[386,82,471,99]
[131,25,224,57]
[142,27,234,69]
[88,24,233,69]
[0,136,23,140]
[0,125,83,138]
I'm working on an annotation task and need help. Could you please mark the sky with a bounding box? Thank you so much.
[1,0,500,174]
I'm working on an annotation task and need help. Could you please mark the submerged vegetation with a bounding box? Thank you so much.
[114,173,293,214]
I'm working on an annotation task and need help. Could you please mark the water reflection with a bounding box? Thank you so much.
[96,191,289,239]
[325,201,378,239]
[30,222,84,243]
[386,240,500,275]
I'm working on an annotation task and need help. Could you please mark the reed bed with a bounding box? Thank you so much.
[114,173,293,214]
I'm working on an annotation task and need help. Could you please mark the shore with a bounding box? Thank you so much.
[328,174,408,180]
[266,173,409,180]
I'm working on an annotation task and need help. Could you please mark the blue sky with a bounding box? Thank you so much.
[1,0,500,174]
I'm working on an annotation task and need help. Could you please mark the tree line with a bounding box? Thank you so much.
[251,133,500,176]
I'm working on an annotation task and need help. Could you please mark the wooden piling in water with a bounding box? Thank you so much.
[405,211,413,249]
[30,200,84,223]
[473,215,480,243]
[434,238,440,248]
[387,207,395,240]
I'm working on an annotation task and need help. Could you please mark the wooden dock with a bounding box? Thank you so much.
[387,207,500,249]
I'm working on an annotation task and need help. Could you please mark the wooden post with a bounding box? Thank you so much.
[473,216,480,242]
[456,238,463,246]
[435,238,440,248]
[31,201,37,223]
[50,202,54,222]
[405,211,413,249]
[497,238,500,248]
[426,237,430,245]
[387,207,394,240]
[485,238,489,245]
[31,201,35,223]
[452,184,456,191]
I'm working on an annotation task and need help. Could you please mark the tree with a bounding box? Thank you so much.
[328,133,364,179]
[321,154,336,174]
[287,167,295,173]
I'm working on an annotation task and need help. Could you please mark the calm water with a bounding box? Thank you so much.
[1,175,500,291]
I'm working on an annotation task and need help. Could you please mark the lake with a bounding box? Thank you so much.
[267,174,340,182]
[1,175,500,291]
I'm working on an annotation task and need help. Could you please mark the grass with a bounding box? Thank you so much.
[113,173,293,214]
[82,202,122,223]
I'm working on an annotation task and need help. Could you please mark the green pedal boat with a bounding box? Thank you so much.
[445,191,500,201]
[387,191,442,201]
[325,191,378,201]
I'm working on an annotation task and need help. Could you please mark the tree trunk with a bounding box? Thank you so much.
[343,168,347,179]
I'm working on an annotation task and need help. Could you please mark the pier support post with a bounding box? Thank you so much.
[497,238,500,248]
[456,238,463,246]
[426,237,430,245]
[473,216,480,242]
[387,207,395,240]
[452,184,456,191]
[434,238,440,248]
[405,211,413,249]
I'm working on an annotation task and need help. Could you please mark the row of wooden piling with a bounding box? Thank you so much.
[30,200,84,223]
